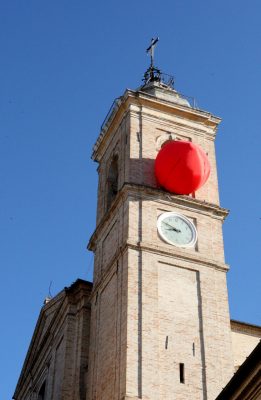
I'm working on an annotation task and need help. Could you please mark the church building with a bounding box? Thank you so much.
[14,42,261,400]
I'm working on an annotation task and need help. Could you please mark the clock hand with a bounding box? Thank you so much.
[163,222,181,233]
[163,221,176,229]
[166,227,181,233]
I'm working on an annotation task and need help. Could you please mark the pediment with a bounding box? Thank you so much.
[16,290,66,387]
[14,279,93,399]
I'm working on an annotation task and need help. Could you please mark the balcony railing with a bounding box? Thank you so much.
[100,97,121,132]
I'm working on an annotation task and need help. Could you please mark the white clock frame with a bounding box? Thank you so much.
[157,211,198,248]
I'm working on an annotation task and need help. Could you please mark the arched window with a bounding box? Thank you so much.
[107,155,119,210]
[161,139,173,148]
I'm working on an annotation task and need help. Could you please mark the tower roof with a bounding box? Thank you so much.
[139,80,191,107]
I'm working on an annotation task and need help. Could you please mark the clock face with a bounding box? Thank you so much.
[157,212,197,248]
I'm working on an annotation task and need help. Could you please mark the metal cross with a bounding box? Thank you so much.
[146,37,159,69]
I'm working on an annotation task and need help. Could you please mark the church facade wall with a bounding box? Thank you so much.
[13,280,92,400]
[230,320,261,371]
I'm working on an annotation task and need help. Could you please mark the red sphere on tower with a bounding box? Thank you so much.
[154,140,210,195]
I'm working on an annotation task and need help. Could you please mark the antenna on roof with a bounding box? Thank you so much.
[48,280,53,298]
[44,281,53,305]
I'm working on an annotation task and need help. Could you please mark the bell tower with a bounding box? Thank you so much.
[87,54,234,399]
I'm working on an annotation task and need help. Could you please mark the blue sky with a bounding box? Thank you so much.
[1,1,260,398]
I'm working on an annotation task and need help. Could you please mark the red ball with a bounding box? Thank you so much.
[155,141,210,195]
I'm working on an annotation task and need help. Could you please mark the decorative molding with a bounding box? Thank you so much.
[127,239,229,272]
[91,236,229,295]
[92,88,221,161]
[156,133,176,150]
[88,182,229,251]
[231,320,261,336]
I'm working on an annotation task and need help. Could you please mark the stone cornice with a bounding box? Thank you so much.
[127,239,229,272]
[91,239,229,295]
[92,88,221,161]
[124,182,229,217]
[126,89,221,126]
[88,182,229,251]
[231,319,261,336]
[128,107,216,143]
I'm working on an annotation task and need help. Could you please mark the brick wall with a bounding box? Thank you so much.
[88,86,234,399]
